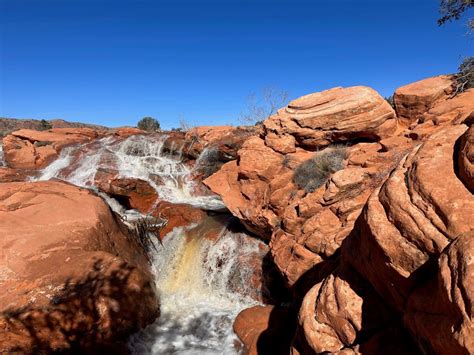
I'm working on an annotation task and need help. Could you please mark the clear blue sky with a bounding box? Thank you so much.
[0,0,472,128]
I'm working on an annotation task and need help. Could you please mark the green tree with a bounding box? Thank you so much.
[38,119,52,131]
[438,0,473,27]
[137,117,161,132]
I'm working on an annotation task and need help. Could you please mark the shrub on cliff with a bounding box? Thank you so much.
[294,146,347,193]
[137,117,161,132]
[453,56,474,96]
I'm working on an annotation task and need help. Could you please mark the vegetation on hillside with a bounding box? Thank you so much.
[137,117,161,132]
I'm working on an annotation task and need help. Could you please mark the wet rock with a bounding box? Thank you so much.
[97,176,159,214]
[151,201,207,238]
[0,167,29,182]
[0,181,159,353]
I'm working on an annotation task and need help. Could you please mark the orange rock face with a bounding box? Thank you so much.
[0,181,159,352]
[263,86,397,150]
[394,75,454,123]
[233,305,295,355]
[2,128,99,169]
[405,231,474,355]
[345,124,474,311]
[97,176,159,213]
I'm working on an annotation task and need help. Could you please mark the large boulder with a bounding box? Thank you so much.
[263,86,397,150]
[405,231,474,355]
[394,75,454,123]
[459,125,474,192]
[233,305,294,355]
[0,181,159,352]
[344,124,474,311]
[2,128,99,169]
[97,176,159,214]
[297,265,416,354]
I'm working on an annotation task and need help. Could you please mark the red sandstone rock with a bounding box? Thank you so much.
[151,201,207,238]
[263,86,397,150]
[0,167,28,182]
[345,124,474,311]
[233,305,294,355]
[459,125,474,192]
[405,231,474,355]
[394,75,454,123]
[97,176,159,214]
[0,181,159,353]
[113,127,146,137]
[2,128,99,169]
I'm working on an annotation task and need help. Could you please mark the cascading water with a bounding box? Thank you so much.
[33,133,264,353]
[0,144,5,167]
[128,221,264,354]
[33,134,225,210]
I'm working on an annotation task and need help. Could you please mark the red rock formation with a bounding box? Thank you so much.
[97,176,159,213]
[263,86,397,150]
[0,181,159,352]
[2,128,100,169]
[405,231,474,355]
[345,124,474,311]
[233,305,295,355]
[394,75,454,123]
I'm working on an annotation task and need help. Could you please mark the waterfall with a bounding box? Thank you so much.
[33,133,263,353]
[0,144,5,167]
[128,220,264,354]
[33,134,225,210]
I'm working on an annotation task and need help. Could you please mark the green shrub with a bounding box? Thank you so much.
[453,56,474,96]
[38,119,52,131]
[293,146,347,193]
[384,95,395,109]
[137,117,161,132]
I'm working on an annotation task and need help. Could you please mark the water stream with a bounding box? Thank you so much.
[0,144,5,167]
[32,134,262,354]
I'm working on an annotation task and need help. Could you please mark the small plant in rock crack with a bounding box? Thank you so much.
[127,217,166,261]
[293,146,347,193]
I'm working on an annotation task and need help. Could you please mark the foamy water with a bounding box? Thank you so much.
[33,135,225,210]
[32,133,262,353]
[128,224,263,354]
[0,144,5,167]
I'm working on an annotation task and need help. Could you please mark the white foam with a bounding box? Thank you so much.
[128,225,264,354]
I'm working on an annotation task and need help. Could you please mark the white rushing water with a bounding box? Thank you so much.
[0,144,5,167]
[33,133,263,354]
[33,134,225,210]
[128,223,263,354]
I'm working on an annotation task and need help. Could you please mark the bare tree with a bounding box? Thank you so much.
[239,86,289,125]
[178,114,193,132]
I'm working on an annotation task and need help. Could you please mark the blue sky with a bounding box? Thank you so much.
[0,0,472,128]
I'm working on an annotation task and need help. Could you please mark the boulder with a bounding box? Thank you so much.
[405,231,474,355]
[344,124,474,311]
[297,265,407,354]
[233,305,295,355]
[458,125,474,192]
[0,181,159,352]
[151,201,207,238]
[2,128,99,169]
[97,176,159,214]
[263,86,397,150]
[113,127,145,138]
[0,167,28,182]
[394,75,454,123]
